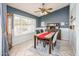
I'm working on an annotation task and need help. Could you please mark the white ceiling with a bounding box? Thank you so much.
[7,3,69,17]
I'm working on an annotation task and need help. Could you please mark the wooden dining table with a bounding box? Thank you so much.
[34,32,55,54]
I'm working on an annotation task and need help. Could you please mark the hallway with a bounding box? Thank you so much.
[9,39,74,56]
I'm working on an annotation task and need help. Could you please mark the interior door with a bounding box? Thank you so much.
[6,13,13,50]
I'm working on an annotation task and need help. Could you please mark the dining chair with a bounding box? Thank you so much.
[36,30,40,34]
[42,30,59,48]
[51,30,59,49]
[40,29,44,33]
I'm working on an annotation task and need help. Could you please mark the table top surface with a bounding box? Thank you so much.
[35,32,55,39]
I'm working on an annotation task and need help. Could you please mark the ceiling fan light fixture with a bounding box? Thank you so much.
[34,3,53,16]
[40,11,48,15]
[44,12,48,15]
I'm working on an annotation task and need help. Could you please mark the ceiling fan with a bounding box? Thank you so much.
[34,3,53,15]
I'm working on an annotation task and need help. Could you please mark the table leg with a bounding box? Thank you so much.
[34,35,36,48]
[49,39,51,54]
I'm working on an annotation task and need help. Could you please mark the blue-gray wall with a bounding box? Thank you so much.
[39,6,69,28]
[7,6,39,27]
[7,5,69,28]
[36,17,41,27]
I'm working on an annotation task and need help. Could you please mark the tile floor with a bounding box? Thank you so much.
[9,39,74,56]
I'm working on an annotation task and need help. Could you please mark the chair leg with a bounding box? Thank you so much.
[37,40,38,45]
[34,35,36,48]
[52,43,54,50]
[54,41,56,47]
[43,41,46,47]
[37,38,41,45]
[49,41,51,54]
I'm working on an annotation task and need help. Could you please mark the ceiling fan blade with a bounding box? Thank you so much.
[45,10,51,14]
[39,8,44,13]
[39,8,42,10]
[46,11,51,14]
[47,8,53,10]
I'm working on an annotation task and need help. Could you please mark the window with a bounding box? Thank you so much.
[14,14,36,36]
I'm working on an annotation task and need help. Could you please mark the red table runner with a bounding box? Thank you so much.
[38,32,51,39]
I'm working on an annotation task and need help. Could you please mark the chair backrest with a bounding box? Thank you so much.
[52,30,59,43]
[40,29,44,33]
[36,30,40,34]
